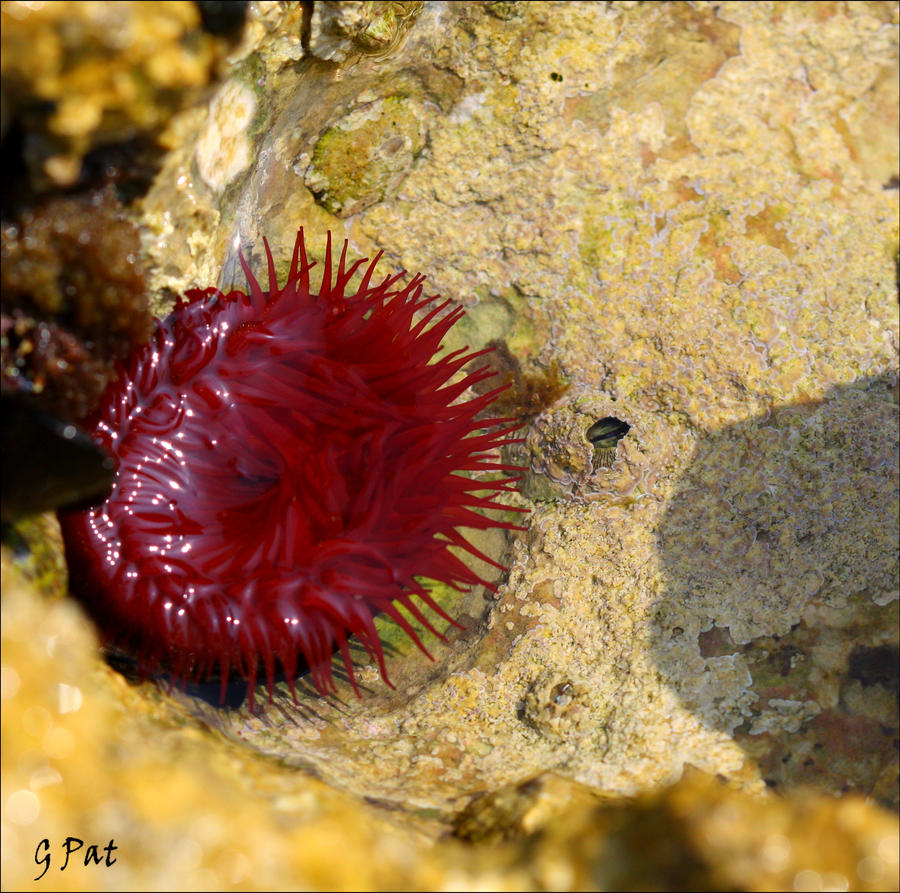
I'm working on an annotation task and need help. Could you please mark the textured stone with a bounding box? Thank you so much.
[308,1,424,63]
[4,1,899,889]
[194,80,258,192]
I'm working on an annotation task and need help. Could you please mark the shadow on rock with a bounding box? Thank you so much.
[652,376,899,808]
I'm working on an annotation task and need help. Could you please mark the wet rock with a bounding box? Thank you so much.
[4,1,899,889]
[1,398,114,523]
[308,1,424,63]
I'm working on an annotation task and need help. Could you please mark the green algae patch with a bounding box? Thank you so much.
[4,515,69,602]
[579,195,639,275]
[444,297,515,353]
[305,96,427,217]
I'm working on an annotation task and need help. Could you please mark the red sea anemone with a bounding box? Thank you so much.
[58,230,526,706]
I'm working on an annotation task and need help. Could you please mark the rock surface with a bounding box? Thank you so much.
[2,1,898,890]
